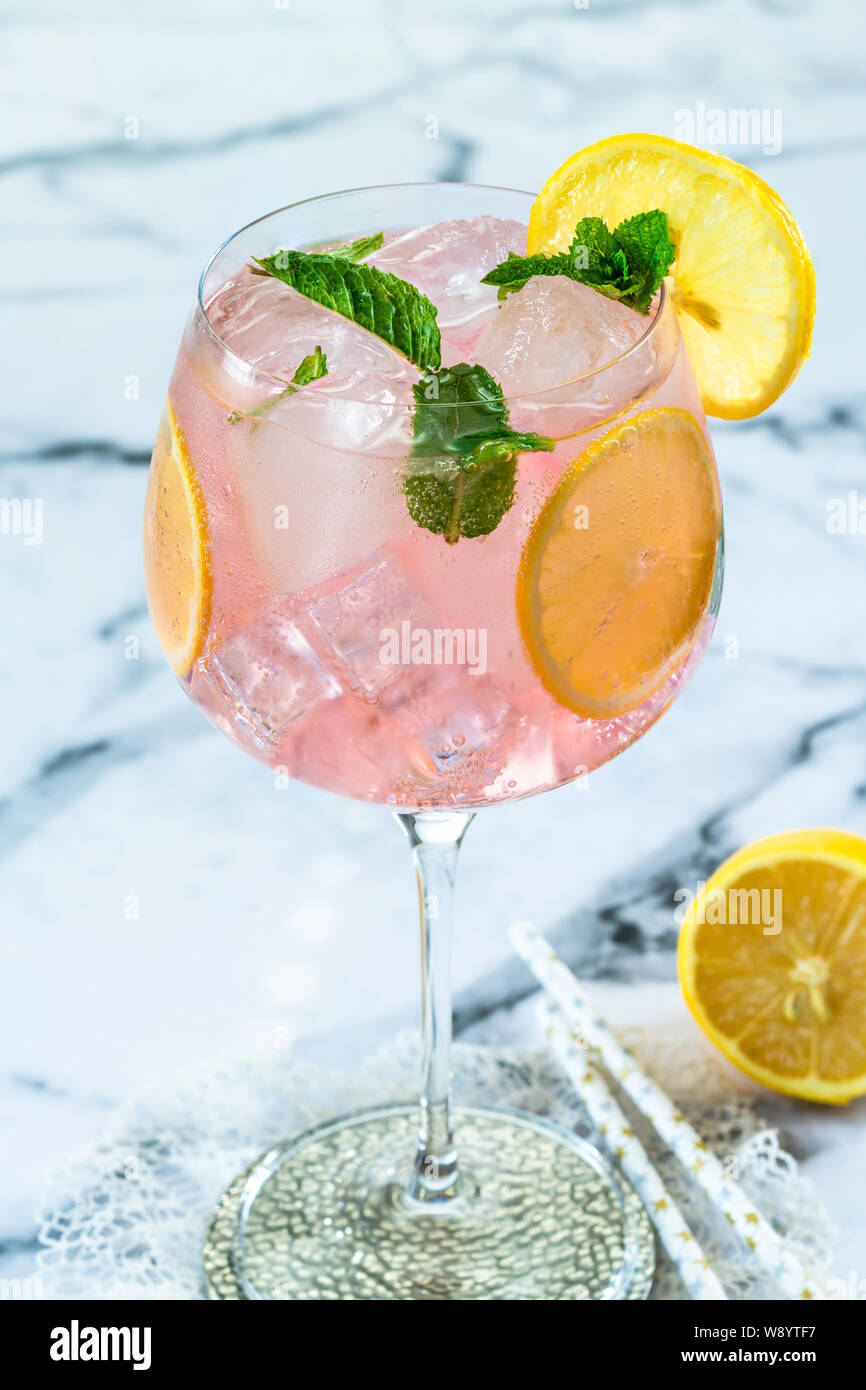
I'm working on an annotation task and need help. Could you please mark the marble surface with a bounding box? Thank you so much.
[2,0,866,1293]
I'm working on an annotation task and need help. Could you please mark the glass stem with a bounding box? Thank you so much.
[397,809,474,1204]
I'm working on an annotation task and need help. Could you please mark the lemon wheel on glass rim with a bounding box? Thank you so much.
[528,132,815,420]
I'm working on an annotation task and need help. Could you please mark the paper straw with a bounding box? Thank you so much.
[542,1001,727,1300]
[511,921,825,1301]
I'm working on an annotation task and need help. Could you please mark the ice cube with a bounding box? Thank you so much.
[406,673,521,775]
[207,265,417,459]
[211,264,420,600]
[224,391,416,596]
[206,267,415,387]
[476,276,647,396]
[307,553,440,698]
[201,610,339,746]
[367,217,527,362]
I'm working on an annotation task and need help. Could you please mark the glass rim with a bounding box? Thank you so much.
[196,182,669,409]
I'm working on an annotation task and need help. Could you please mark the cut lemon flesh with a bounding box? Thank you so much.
[528,133,815,420]
[678,830,866,1104]
[143,400,211,675]
[517,408,720,719]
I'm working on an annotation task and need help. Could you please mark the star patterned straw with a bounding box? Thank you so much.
[511,921,825,1301]
[542,1001,727,1300]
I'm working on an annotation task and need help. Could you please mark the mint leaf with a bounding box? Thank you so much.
[610,210,675,313]
[316,232,384,262]
[251,250,441,370]
[480,250,571,300]
[290,345,328,387]
[405,363,553,543]
[567,216,637,299]
[227,346,328,424]
[481,210,675,314]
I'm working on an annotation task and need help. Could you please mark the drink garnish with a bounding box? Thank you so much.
[481,210,675,314]
[227,347,328,424]
[251,249,441,370]
[527,134,815,418]
[290,345,329,385]
[143,401,211,676]
[516,408,719,717]
[406,363,553,543]
[253,250,555,542]
[315,232,384,262]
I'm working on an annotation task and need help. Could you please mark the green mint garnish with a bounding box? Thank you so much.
[251,249,441,371]
[227,346,328,424]
[315,232,384,262]
[481,209,675,315]
[290,344,329,386]
[249,240,561,541]
[405,363,554,543]
[611,211,676,308]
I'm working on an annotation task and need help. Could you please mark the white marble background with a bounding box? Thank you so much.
[2,0,866,1292]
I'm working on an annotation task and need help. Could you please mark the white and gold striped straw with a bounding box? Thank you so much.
[542,1001,727,1300]
[511,921,825,1301]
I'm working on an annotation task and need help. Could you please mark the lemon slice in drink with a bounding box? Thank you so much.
[678,830,866,1104]
[143,400,211,675]
[517,409,720,719]
[528,132,815,419]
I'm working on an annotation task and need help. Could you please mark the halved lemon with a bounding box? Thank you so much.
[678,830,866,1104]
[528,132,815,420]
[517,408,720,719]
[143,400,211,675]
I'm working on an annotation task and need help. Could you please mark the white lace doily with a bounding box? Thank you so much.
[37,1032,833,1300]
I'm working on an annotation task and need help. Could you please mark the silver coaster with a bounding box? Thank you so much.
[204,1103,655,1301]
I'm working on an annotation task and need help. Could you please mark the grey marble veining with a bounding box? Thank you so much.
[1,0,866,1290]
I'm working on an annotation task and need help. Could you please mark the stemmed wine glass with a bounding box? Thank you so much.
[144,183,723,1300]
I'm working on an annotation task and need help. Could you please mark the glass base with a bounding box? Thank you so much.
[204,1103,655,1300]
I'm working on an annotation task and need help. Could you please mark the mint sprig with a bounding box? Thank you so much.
[251,248,441,371]
[612,211,675,307]
[405,363,553,543]
[481,209,675,314]
[250,241,557,543]
[227,346,328,424]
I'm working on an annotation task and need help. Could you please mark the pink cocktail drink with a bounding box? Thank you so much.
[149,199,720,810]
